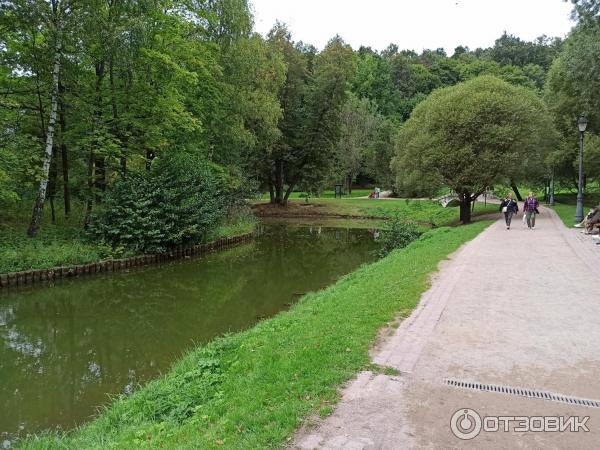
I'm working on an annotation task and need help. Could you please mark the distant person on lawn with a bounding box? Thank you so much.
[523,192,539,230]
[499,193,519,230]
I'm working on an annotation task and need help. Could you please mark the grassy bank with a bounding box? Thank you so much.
[0,204,256,274]
[23,221,491,449]
[254,198,498,227]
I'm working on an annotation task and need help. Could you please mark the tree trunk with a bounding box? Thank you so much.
[94,61,106,202]
[109,55,126,173]
[48,143,58,223]
[459,191,472,224]
[94,158,105,202]
[510,180,523,201]
[58,82,71,218]
[347,174,352,195]
[35,74,46,142]
[268,181,275,203]
[28,27,62,237]
[283,181,295,205]
[49,196,56,224]
[274,159,284,204]
[84,147,94,227]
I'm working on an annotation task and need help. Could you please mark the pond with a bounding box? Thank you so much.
[0,222,379,445]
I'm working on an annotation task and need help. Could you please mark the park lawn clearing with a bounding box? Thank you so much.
[255,197,498,227]
[23,220,492,450]
[550,193,600,228]
[285,189,372,199]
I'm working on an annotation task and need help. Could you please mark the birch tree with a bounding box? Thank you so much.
[26,0,69,236]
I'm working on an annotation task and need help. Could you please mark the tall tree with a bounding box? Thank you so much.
[265,23,310,204]
[280,36,355,203]
[569,0,600,23]
[546,24,600,134]
[334,95,383,193]
[25,0,70,236]
[545,20,600,188]
[393,76,556,223]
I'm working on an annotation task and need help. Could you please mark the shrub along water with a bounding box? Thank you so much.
[88,152,237,254]
[22,221,491,450]
[377,213,422,258]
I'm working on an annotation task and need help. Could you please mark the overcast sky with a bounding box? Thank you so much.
[251,0,574,54]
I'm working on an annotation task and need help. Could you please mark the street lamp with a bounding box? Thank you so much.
[549,168,555,206]
[575,115,588,224]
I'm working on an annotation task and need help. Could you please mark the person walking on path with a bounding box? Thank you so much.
[523,191,539,230]
[499,193,519,230]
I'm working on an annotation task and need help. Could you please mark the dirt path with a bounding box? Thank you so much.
[291,207,600,449]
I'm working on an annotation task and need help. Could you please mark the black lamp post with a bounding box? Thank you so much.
[549,168,555,206]
[575,115,588,224]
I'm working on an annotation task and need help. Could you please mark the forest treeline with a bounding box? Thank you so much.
[1,0,599,242]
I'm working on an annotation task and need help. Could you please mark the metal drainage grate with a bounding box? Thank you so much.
[445,378,600,408]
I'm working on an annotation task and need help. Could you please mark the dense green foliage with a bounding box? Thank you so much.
[377,215,422,258]
[261,26,356,204]
[0,0,574,231]
[0,0,278,233]
[88,153,233,253]
[21,221,491,450]
[0,0,595,236]
[5,1,598,446]
[0,203,255,273]
[545,17,600,189]
[393,76,557,222]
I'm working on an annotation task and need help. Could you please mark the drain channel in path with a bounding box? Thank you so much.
[445,378,600,408]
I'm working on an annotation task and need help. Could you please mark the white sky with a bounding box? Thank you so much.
[251,0,575,54]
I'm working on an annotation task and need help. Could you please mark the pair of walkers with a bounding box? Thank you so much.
[499,192,539,230]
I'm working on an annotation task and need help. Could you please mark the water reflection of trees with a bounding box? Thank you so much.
[0,225,377,440]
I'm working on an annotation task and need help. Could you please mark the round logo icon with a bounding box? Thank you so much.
[450,408,482,440]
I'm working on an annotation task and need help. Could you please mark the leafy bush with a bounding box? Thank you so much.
[89,152,234,254]
[377,214,422,258]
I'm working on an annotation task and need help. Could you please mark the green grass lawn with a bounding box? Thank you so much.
[0,203,256,274]
[550,193,600,228]
[23,220,491,450]
[272,197,499,226]
[278,189,372,200]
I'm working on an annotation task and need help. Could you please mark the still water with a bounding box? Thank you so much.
[0,223,378,444]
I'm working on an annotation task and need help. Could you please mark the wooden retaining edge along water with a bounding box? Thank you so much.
[0,232,255,290]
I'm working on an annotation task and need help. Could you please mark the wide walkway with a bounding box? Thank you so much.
[293,207,600,449]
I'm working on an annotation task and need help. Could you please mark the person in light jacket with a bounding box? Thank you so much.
[499,193,519,230]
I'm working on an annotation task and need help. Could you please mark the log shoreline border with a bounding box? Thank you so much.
[0,232,255,290]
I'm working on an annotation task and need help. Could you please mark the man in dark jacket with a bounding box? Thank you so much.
[499,193,519,230]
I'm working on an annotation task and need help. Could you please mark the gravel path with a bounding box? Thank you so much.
[292,207,600,449]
